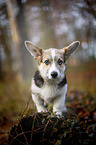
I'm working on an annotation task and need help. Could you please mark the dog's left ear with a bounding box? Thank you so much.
[25,41,43,62]
[60,41,80,62]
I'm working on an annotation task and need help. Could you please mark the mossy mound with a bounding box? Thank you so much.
[8,112,96,145]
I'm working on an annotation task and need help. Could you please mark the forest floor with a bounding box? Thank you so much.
[0,61,96,144]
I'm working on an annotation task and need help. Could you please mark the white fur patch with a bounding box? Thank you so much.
[32,78,67,115]
[51,49,55,61]
[48,49,60,79]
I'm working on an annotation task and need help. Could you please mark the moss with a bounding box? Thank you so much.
[8,112,96,145]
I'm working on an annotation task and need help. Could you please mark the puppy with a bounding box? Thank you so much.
[25,41,80,115]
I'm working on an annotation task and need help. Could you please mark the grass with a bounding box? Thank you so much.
[0,81,35,144]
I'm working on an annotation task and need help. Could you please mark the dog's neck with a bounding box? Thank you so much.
[34,70,67,88]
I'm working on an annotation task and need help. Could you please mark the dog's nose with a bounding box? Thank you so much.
[51,71,58,78]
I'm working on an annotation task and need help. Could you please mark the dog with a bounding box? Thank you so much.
[25,41,80,116]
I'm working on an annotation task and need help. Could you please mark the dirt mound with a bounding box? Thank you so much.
[8,112,96,145]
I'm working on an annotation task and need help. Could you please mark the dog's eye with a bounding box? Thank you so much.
[57,59,63,65]
[44,60,50,65]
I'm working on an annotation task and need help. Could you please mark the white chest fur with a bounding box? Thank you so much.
[32,79,67,103]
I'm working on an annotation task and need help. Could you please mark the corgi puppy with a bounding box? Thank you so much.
[25,41,80,116]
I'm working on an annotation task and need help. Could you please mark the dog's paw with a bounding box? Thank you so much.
[54,111,64,118]
[63,106,67,112]
[37,106,47,112]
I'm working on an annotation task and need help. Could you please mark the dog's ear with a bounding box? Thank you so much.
[60,41,80,62]
[25,41,43,62]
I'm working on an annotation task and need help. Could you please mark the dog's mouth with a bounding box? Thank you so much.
[47,74,61,84]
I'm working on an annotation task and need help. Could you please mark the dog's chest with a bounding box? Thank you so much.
[32,80,67,103]
[40,84,60,101]
[32,70,67,103]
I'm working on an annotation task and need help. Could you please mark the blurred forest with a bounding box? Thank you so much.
[0,0,96,80]
[0,0,96,144]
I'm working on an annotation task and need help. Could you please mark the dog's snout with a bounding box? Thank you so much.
[51,71,58,78]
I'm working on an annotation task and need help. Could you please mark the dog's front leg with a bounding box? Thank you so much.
[32,94,47,112]
[53,95,67,116]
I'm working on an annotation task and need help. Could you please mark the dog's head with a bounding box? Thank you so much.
[25,41,80,83]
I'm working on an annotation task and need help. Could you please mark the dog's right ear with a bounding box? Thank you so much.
[25,41,43,62]
[60,41,80,62]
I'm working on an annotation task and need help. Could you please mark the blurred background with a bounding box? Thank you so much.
[0,0,96,142]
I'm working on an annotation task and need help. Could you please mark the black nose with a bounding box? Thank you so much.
[51,71,58,78]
